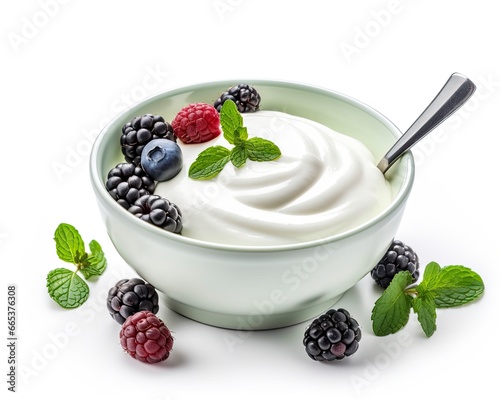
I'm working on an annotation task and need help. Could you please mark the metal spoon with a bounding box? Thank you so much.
[377,72,476,174]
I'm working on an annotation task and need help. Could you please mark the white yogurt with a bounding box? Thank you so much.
[155,111,392,246]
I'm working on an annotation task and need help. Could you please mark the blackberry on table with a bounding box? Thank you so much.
[128,194,183,234]
[107,278,160,324]
[303,308,361,361]
[121,114,176,165]
[105,162,156,209]
[214,83,261,113]
[371,239,420,288]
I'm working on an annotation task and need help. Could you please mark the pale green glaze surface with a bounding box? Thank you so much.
[90,80,414,329]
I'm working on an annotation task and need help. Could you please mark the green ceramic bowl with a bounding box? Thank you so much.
[90,80,414,329]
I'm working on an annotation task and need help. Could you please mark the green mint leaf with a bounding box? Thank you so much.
[371,271,414,336]
[188,146,231,180]
[54,223,85,264]
[418,261,441,291]
[246,137,282,161]
[80,240,107,279]
[220,100,243,144]
[230,143,248,168]
[412,294,437,337]
[417,263,484,308]
[234,126,248,145]
[46,268,90,309]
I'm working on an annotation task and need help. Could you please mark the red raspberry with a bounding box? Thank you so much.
[119,311,174,364]
[171,103,221,144]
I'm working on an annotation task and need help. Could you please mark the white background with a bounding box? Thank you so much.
[2,0,499,399]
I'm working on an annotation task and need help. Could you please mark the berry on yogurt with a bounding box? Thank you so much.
[120,114,176,166]
[171,103,221,144]
[128,194,183,234]
[214,83,261,113]
[141,138,183,182]
[105,162,156,209]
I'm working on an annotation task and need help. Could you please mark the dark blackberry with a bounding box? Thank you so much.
[371,239,419,288]
[105,162,156,209]
[128,194,182,234]
[107,278,160,324]
[214,83,261,113]
[303,308,361,361]
[121,114,176,165]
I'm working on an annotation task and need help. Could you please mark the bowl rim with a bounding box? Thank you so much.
[90,79,415,253]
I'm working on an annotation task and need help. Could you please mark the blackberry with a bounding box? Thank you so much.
[121,114,176,165]
[371,240,419,288]
[107,278,160,324]
[128,194,182,234]
[214,83,261,113]
[303,308,361,361]
[120,311,174,364]
[105,162,156,209]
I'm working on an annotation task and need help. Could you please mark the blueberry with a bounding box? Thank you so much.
[141,139,183,182]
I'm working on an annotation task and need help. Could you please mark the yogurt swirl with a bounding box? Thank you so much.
[155,111,392,246]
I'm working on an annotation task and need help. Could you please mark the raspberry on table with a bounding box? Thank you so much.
[370,239,420,288]
[120,311,174,364]
[121,114,176,165]
[171,103,221,144]
[105,162,156,209]
[107,278,160,324]
[214,83,261,113]
[303,308,361,361]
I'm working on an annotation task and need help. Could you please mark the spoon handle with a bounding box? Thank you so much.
[377,72,476,173]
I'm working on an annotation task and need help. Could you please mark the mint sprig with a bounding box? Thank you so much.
[188,100,281,180]
[371,262,484,337]
[46,223,107,309]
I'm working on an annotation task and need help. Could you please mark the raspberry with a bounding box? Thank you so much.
[303,308,361,361]
[105,162,156,209]
[121,114,176,165]
[107,278,160,324]
[128,194,183,234]
[214,83,261,113]
[171,103,221,144]
[371,239,420,288]
[120,311,174,364]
